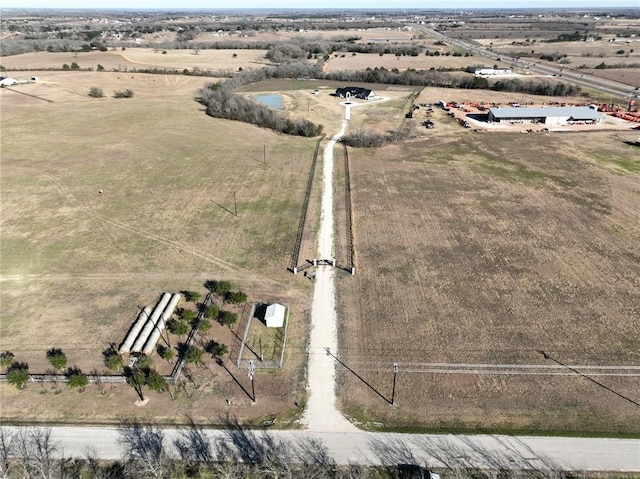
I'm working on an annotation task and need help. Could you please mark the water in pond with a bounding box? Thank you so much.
[255,94,283,109]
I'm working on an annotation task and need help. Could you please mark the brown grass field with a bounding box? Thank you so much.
[0,48,269,73]
[335,108,640,435]
[0,70,316,425]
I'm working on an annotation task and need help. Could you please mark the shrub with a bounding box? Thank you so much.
[0,351,15,369]
[88,86,104,98]
[113,89,134,98]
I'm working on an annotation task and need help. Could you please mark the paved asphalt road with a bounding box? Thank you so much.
[3,426,639,472]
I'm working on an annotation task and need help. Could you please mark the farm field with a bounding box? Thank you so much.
[0,70,317,424]
[336,121,640,435]
[0,48,269,73]
[324,52,491,73]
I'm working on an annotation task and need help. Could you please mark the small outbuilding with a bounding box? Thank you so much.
[265,303,286,328]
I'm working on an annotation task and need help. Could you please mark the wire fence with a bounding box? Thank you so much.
[291,134,325,273]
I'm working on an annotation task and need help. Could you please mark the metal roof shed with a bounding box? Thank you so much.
[265,303,286,328]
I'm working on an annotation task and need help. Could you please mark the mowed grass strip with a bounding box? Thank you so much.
[1,72,316,371]
[337,129,640,434]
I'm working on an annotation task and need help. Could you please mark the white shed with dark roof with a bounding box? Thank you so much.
[488,106,604,126]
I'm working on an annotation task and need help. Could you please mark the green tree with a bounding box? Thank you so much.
[7,362,29,389]
[179,308,197,322]
[226,291,247,305]
[0,351,15,369]
[126,367,146,389]
[206,304,219,320]
[158,345,174,363]
[62,63,70,70]
[185,346,204,365]
[136,354,153,371]
[146,370,167,393]
[46,348,67,371]
[70,62,80,70]
[104,350,123,372]
[66,367,88,391]
[183,291,201,303]
[220,311,238,328]
[96,63,105,71]
[197,318,212,334]
[215,280,232,297]
[168,319,189,338]
[206,340,228,359]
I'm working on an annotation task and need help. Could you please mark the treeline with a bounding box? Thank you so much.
[198,61,325,137]
[325,66,581,96]
[199,85,323,138]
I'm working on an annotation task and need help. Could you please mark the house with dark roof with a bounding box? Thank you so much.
[335,86,376,100]
[488,106,604,126]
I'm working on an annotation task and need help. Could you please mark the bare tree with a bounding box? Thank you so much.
[8,427,59,479]
[118,418,170,479]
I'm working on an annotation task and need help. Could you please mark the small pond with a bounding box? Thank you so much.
[255,94,283,109]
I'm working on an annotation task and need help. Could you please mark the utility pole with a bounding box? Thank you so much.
[248,360,256,403]
[391,362,399,405]
[233,191,237,217]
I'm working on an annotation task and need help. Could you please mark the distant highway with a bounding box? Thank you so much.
[417,26,640,102]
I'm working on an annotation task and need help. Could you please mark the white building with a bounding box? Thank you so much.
[474,68,512,77]
[265,303,286,328]
[0,77,18,87]
[488,106,604,126]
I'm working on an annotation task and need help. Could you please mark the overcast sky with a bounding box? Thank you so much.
[2,0,638,9]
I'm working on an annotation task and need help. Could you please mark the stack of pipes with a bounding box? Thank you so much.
[131,292,172,354]
[142,293,181,355]
[118,306,152,354]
